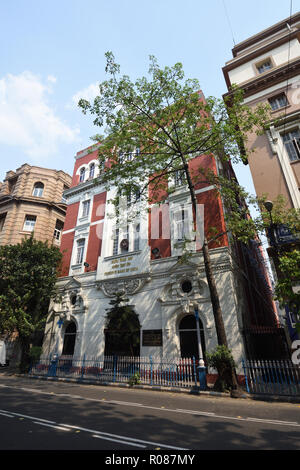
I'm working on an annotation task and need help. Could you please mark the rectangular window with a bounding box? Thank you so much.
[174,170,186,187]
[256,58,272,74]
[53,220,64,241]
[23,215,36,232]
[134,224,140,251]
[174,208,187,241]
[0,213,6,232]
[112,228,119,255]
[82,200,90,217]
[268,93,288,111]
[282,129,300,162]
[173,205,192,242]
[76,239,85,264]
[120,225,129,253]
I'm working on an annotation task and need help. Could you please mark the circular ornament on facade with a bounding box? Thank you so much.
[181,279,193,294]
[120,239,129,250]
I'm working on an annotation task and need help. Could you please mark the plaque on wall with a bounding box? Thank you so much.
[142,329,163,347]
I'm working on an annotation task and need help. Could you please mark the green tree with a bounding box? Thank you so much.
[79,52,271,391]
[258,195,300,333]
[275,250,300,333]
[0,235,62,372]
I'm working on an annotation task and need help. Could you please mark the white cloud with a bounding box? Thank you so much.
[0,71,80,161]
[71,82,99,108]
[47,75,57,84]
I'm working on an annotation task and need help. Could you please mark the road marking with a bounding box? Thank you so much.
[59,423,188,450]
[176,408,215,417]
[0,411,14,418]
[109,400,142,407]
[0,409,56,424]
[1,383,300,429]
[92,434,146,448]
[33,422,71,432]
[246,417,300,426]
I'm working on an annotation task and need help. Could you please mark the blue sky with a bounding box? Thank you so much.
[1,0,299,194]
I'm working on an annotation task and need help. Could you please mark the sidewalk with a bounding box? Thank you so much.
[1,365,299,404]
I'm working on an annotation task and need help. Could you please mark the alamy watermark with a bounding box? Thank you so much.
[291,340,300,365]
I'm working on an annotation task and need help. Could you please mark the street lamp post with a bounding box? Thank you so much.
[194,304,206,390]
[48,315,64,377]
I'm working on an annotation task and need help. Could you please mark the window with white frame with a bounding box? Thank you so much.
[120,225,129,253]
[134,223,140,251]
[173,205,192,242]
[118,147,140,164]
[282,129,300,162]
[89,163,95,179]
[82,199,91,217]
[32,182,44,197]
[112,227,119,255]
[79,167,86,182]
[76,239,85,264]
[23,215,37,232]
[174,169,186,187]
[127,188,141,206]
[53,219,64,241]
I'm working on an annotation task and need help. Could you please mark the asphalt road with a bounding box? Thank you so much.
[0,375,299,454]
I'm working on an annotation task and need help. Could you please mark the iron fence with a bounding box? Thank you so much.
[29,355,207,390]
[242,359,300,396]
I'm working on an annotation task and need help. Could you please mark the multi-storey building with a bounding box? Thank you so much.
[223,12,300,343]
[43,133,283,377]
[0,163,72,366]
[0,164,71,247]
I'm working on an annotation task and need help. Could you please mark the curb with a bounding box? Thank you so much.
[1,372,299,403]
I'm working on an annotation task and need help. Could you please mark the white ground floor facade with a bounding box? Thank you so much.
[43,247,247,373]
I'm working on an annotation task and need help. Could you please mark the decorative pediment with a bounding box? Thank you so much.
[158,259,209,304]
[56,277,87,314]
[168,258,200,275]
[97,275,151,297]
[62,276,81,291]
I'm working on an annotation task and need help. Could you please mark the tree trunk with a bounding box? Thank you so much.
[183,159,239,391]
[19,335,31,373]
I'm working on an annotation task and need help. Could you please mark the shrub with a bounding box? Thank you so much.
[206,345,236,392]
[128,372,141,386]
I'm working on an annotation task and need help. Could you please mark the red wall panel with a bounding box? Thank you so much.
[59,231,75,277]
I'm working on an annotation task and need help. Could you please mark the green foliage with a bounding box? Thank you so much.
[274,249,300,332]
[0,235,62,370]
[128,372,141,386]
[29,346,42,363]
[105,292,140,356]
[78,52,271,214]
[206,345,236,392]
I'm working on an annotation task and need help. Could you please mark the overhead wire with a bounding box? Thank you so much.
[222,0,236,46]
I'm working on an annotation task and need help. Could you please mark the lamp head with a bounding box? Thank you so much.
[263,200,273,213]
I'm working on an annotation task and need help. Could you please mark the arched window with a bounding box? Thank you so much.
[89,163,95,179]
[32,182,44,197]
[179,314,205,360]
[104,299,140,356]
[62,322,77,356]
[79,167,86,182]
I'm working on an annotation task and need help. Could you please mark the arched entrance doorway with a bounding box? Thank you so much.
[62,322,77,356]
[104,307,140,357]
[179,314,205,360]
